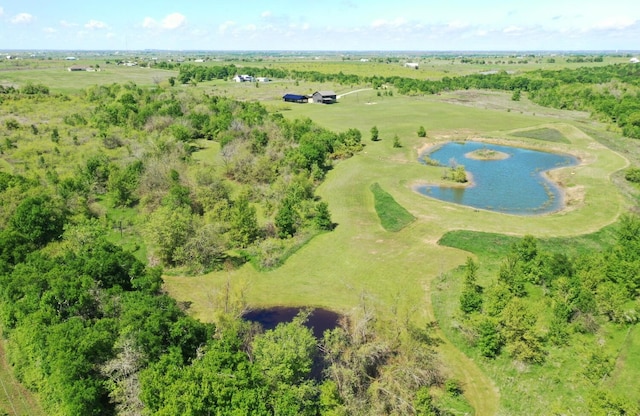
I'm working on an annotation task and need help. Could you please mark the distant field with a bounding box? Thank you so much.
[0,63,176,93]
[217,54,632,79]
[0,54,631,94]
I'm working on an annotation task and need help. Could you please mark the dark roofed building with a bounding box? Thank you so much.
[312,91,337,104]
[283,93,308,103]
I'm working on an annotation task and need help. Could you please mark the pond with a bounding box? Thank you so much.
[243,307,341,339]
[415,141,578,215]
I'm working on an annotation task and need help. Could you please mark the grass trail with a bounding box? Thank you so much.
[0,338,45,416]
[424,281,500,415]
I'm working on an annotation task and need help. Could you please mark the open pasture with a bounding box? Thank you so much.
[0,62,176,93]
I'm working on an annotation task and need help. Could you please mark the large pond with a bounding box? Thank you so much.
[415,141,578,215]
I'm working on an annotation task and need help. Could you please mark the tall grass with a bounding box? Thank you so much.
[370,182,415,232]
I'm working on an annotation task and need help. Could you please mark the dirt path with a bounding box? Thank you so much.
[337,88,373,99]
[424,282,500,415]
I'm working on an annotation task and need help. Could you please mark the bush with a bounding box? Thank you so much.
[5,118,20,130]
[445,379,463,396]
[624,167,640,183]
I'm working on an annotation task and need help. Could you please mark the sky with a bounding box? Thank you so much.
[0,0,639,51]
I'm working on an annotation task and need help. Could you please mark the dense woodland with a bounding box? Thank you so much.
[1,60,640,414]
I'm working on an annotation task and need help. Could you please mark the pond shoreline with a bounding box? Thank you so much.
[413,139,581,216]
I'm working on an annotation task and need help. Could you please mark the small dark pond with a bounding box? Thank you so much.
[243,307,341,339]
[416,141,578,215]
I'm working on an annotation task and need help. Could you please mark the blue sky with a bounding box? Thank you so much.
[1,0,639,51]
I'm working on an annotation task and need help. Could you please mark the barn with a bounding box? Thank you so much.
[282,94,308,103]
[312,91,337,104]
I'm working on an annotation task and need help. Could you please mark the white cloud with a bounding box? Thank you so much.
[161,13,186,29]
[371,17,407,29]
[60,20,78,27]
[218,20,236,34]
[503,25,523,34]
[142,17,156,29]
[142,12,186,30]
[0,7,4,17]
[592,17,636,30]
[261,10,272,18]
[43,27,57,33]
[85,19,108,30]
[11,12,34,24]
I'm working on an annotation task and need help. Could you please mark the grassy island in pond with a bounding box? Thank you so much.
[465,147,510,160]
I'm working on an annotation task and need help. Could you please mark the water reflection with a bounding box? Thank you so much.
[416,141,577,215]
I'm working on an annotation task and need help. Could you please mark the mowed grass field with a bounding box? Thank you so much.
[0,63,176,93]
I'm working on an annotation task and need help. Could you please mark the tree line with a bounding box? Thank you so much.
[175,63,640,138]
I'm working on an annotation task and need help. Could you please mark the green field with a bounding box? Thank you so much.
[1,57,637,415]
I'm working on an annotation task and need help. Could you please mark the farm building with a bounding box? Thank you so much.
[312,91,337,104]
[404,62,419,69]
[631,57,640,64]
[283,94,308,103]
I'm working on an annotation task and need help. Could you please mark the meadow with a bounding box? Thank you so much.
[0,55,637,415]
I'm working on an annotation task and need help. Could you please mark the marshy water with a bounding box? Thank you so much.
[416,141,577,215]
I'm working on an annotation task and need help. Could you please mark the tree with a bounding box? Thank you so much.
[417,126,427,138]
[315,201,333,231]
[252,312,317,386]
[392,134,401,148]
[460,257,483,314]
[498,254,526,297]
[512,89,522,101]
[146,205,194,265]
[9,194,66,247]
[475,317,504,358]
[228,195,259,248]
[108,160,143,207]
[275,198,298,238]
[501,298,545,363]
[370,125,379,141]
[173,224,227,273]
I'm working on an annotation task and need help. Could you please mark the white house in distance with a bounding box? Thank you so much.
[404,62,419,69]
[233,74,255,82]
